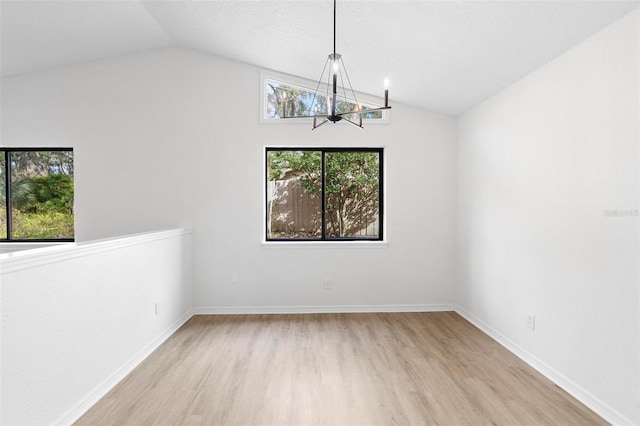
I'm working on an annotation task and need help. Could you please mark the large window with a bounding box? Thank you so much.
[266,148,383,241]
[1,148,74,242]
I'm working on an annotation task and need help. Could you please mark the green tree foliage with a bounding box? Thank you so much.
[26,175,74,214]
[11,151,73,177]
[10,209,74,239]
[267,83,327,118]
[1,150,74,240]
[325,152,379,237]
[2,179,35,209]
[267,150,379,238]
[0,155,4,239]
[268,150,321,189]
[0,206,5,239]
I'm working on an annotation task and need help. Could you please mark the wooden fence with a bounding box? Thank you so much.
[267,177,379,238]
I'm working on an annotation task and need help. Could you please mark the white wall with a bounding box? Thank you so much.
[457,9,639,425]
[1,48,458,311]
[2,12,639,423]
[0,228,193,425]
[0,242,70,254]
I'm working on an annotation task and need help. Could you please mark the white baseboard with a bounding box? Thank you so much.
[52,310,194,426]
[454,306,637,426]
[193,304,455,315]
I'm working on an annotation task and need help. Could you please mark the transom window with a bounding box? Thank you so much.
[1,148,74,242]
[265,148,383,241]
[261,70,389,124]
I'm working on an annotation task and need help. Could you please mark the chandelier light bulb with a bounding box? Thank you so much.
[282,91,288,117]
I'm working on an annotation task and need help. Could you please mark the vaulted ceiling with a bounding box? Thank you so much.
[2,1,639,115]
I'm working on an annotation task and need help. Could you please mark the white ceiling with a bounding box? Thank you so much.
[2,0,639,115]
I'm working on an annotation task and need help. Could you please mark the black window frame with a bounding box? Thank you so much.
[1,147,75,243]
[265,147,384,242]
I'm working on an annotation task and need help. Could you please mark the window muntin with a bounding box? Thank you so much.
[266,148,383,241]
[1,148,74,242]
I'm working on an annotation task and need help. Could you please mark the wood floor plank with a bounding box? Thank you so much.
[76,312,607,425]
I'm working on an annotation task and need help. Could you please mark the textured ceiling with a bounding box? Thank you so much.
[2,1,639,115]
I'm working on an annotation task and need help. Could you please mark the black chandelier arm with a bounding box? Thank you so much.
[280,114,329,119]
[312,118,329,130]
[336,105,392,117]
[341,116,364,129]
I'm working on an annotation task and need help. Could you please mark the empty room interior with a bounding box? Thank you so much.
[1,1,639,425]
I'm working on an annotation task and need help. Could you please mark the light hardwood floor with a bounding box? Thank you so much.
[76,312,606,425]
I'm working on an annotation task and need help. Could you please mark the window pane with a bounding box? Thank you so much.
[266,79,382,119]
[267,150,322,239]
[0,152,6,239]
[10,151,74,239]
[266,81,326,118]
[325,151,380,238]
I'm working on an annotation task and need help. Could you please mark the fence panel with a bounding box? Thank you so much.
[268,177,379,238]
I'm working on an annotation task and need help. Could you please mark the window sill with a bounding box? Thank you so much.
[0,242,73,256]
[261,240,389,249]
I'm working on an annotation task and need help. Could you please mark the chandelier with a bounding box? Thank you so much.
[282,0,391,129]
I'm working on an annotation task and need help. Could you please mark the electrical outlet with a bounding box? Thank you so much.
[155,302,159,316]
[232,272,239,284]
[324,279,332,290]
[526,313,535,330]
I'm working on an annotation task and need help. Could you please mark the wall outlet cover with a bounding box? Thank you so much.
[526,313,535,330]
